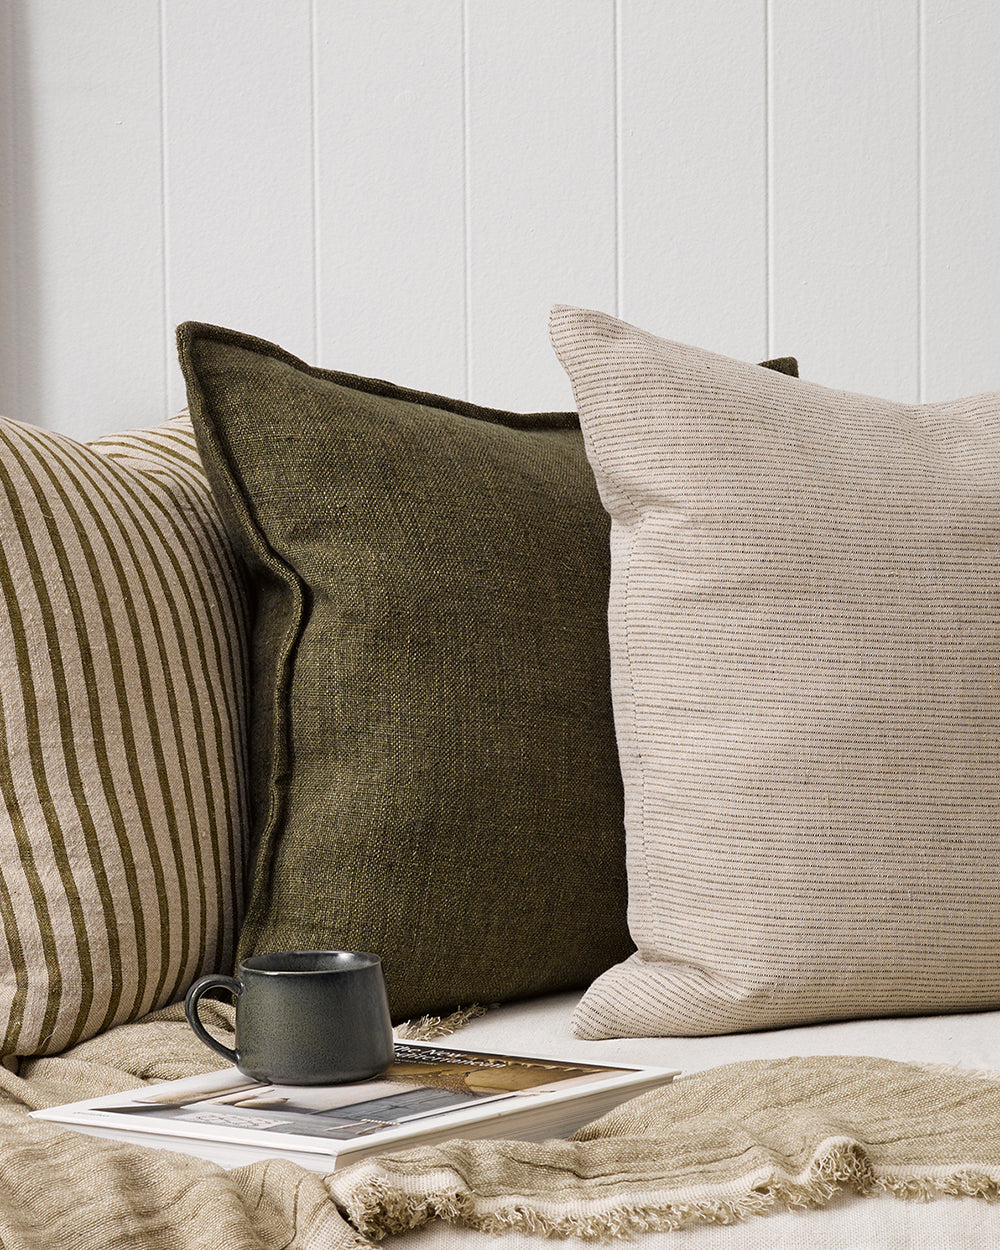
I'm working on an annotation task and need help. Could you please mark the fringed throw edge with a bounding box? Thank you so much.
[333,1138,1000,1242]
[393,1005,491,1042]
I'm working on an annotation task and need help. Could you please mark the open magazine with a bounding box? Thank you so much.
[32,1039,677,1172]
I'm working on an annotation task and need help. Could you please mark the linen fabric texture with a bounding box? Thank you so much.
[8,1007,1000,1248]
[178,325,797,1024]
[333,1055,1000,1239]
[177,322,635,1022]
[0,414,250,1058]
[550,304,1000,1040]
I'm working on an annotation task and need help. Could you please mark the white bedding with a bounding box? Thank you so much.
[388,992,1000,1248]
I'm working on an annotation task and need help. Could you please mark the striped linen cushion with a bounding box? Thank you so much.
[551,305,1000,1039]
[0,413,250,1057]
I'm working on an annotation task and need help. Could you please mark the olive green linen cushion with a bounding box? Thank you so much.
[0,414,250,1058]
[179,322,799,1021]
[177,323,629,1021]
[551,303,1000,1040]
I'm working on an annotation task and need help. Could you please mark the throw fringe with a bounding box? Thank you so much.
[393,1005,490,1042]
[336,1138,1000,1242]
[874,1172,1000,1202]
[904,1060,1000,1082]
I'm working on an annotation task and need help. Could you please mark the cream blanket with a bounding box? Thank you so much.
[3,1005,1000,1248]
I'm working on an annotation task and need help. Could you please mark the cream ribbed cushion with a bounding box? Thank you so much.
[0,414,249,1057]
[551,305,1000,1039]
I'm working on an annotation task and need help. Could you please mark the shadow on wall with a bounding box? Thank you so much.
[1,0,41,428]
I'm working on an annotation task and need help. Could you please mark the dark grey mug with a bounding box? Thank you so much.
[184,950,394,1085]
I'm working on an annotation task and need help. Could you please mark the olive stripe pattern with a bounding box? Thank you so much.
[0,413,250,1057]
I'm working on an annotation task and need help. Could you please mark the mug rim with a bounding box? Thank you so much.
[240,949,382,975]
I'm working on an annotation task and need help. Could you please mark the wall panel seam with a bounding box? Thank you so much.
[764,0,774,359]
[311,0,321,361]
[4,0,19,419]
[614,0,622,319]
[917,0,926,402]
[158,0,171,420]
[462,0,472,401]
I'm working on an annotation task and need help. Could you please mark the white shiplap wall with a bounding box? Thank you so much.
[1,1,999,439]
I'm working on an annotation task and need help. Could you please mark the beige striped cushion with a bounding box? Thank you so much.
[551,305,1000,1039]
[0,413,249,1057]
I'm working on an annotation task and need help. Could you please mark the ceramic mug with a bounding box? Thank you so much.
[184,950,394,1085]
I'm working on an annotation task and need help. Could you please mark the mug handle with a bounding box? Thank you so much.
[184,973,241,1064]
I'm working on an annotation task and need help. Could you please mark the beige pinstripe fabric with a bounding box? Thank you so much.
[0,413,249,1057]
[551,305,1000,1039]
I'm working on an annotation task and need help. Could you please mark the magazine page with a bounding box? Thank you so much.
[88,1044,628,1139]
[34,1042,674,1158]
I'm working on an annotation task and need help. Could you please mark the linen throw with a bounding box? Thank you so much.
[550,305,1000,1039]
[5,1007,1000,1247]
[334,1055,1000,1239]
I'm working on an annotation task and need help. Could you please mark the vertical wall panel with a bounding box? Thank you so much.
[314,1,466,397]
[0,0,16,420]
[619,0,767,361]
[10,0,165,436]
[770,1,919,400]
[467,0,616,412]
[7,3,1000,437]
[164,1,315,413]
[922,1,1000,400]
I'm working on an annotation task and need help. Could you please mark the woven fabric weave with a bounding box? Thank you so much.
[551,304,1000,1039]
[6,1012,1000,1246]
[178,323,634,1022]
[0,414,250,1057]
[179,325,797,1022]
[333,1055,1000,1239]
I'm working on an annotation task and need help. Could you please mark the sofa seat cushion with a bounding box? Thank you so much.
[435,990,1000,1078]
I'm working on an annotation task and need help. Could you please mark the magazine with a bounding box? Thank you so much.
[31,1039,677,1172]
